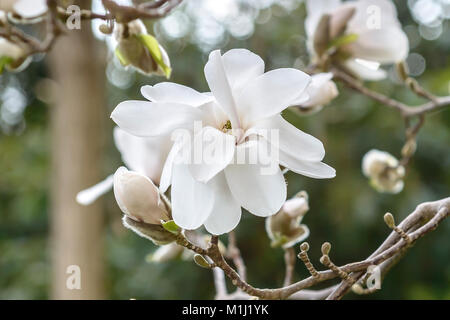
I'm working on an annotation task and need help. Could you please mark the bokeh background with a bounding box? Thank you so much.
[1,0,449,299]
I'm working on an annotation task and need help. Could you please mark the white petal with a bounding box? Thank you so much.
[348,27,409,63]
[14,0,47,18]
[279,150,336,179]
[159,138,185,193]
[345,59,387,81]
[224,159,286,217]
[221,49,265,91]
[76,175,114,206]
[237,68,311,123]
[111,101,202,137]
[188,126,236,183]
[252,115,325,162]
[140,82,213,107]
[204,50,241,129]
[113,127,171,185]
[171,163,215,230]
[204,173,242,235]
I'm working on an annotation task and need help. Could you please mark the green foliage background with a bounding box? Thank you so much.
[0,1,449,299]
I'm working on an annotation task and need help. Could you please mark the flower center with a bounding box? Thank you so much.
[221,120,232,133]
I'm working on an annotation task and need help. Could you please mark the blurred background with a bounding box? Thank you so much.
[0,0,449,299]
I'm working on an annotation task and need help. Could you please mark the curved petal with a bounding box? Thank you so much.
[140,82,213,107]
[171,163,215,230]
[347,27,409,63]
[189,126,236,183]
[204,173,242,235]
[76,175,114,206]
[111,101,202,137]
[344,59,387,81]
[252,115,325,162]
[221,48,265,92]
[237,68,311,124]
[113,127,171,185]
[224,146,287,217]
[204,50,241,129]
[159,138,186,193]
[279,149,336,179]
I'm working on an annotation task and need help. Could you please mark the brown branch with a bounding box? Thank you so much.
[283,247,296,286]
[227,231,247,282]
[332,68,450,118]
[178,197,449,300]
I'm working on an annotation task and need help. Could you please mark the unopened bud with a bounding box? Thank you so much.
[193,254,211,269]
[384,212,395,229]
[113,167,170,225]
[300,242,310,252]
[321,242,331,255]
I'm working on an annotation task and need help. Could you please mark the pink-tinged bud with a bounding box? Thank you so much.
[113,167,169,225]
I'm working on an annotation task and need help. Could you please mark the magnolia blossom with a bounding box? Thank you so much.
[112,48,335,235]
[362,149,405,194]
[292,73,338,114]
[76,127,171,205]
[0,0,47,18]
[266,191,310,249]
[305,0,409,80]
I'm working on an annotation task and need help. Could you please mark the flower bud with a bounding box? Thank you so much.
[292,73,338,115]
[362,149,405,194]
[265,191,310,249]
[113,166,170,225]
[114,19,171,77]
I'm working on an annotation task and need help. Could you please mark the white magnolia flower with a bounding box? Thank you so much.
[362,149,405,193]
[76,127,171,205]
[0,0,48,18]
[292,72,338,114]
[305,0,409,80]
[112,48,335,235]
[113,167,170,225]
[266,191,310,249]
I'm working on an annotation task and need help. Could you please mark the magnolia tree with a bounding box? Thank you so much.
[2,0,449,300]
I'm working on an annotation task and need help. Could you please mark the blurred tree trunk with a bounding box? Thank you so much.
[49,3,106,299]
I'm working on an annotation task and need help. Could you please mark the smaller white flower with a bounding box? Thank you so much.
[292,73,338,114]
[266,191,310,249]
[113,167,170,225]
[362,149,405,194]
[305,0,409,80]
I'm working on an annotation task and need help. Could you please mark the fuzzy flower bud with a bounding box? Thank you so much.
[114,167,176,245]
[292,73,338,115]
[265,191,310,249]
[114,19,171,77]
[362,149,405,194]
